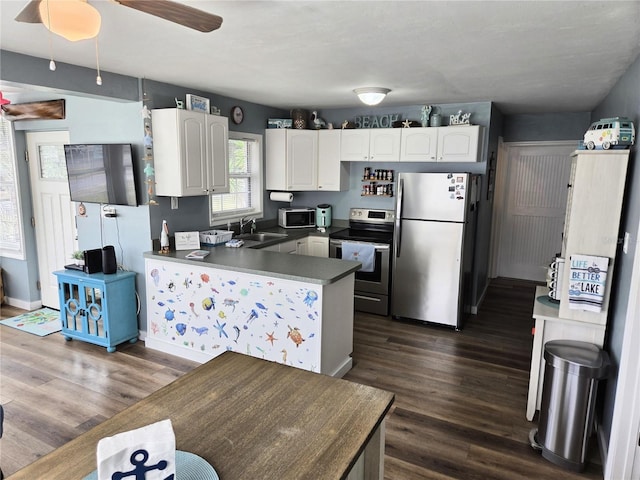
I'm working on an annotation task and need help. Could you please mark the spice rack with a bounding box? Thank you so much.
[361,167,394,197]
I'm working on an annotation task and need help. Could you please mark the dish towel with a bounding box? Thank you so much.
[568,254,609,312]
[342,242,376,273]
[97,419,176,480]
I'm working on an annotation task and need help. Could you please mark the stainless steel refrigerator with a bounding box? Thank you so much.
[392,172,477,329]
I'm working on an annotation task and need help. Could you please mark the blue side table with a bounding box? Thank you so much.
[53,270,138,352]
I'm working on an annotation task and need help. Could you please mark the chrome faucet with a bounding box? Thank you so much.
[239,217,256,234]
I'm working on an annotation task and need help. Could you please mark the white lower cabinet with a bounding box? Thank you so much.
[308,236,329,257]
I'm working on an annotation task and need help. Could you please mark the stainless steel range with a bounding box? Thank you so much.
[329,208,394,315]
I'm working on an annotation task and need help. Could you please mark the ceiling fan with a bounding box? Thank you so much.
[15,0,223,33]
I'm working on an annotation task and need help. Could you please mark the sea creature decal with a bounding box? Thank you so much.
[164,308,175,321]
[303,290,318,308]
[287,325,305,348]
[202,297,215,311]
[175,323,187,336]
[223,298,239,311]
[191,326,209,336]
[150,269,160,286]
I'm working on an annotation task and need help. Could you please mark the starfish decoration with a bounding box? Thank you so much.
[402,119,412,128]
[266,331,277,346]
[214,319,228,338]
[141,105,151,119]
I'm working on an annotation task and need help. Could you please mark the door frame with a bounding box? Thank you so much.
[604,216,640,479]
[489,139,577,279]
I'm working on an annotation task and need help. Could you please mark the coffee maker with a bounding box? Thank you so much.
[316,204,332,228]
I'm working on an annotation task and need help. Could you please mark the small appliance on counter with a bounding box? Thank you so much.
[316,204,332,228]
[278,207,316,228]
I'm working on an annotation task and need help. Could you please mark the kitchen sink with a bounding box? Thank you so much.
[235,232,288,242]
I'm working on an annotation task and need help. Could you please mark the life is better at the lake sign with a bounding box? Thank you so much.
[567,254,609,312]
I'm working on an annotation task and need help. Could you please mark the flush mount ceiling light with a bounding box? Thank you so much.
[354,87,391,106]
[39,0,102,41]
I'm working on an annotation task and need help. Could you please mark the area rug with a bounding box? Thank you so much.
[0,307,61,336]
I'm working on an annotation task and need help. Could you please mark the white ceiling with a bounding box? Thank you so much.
[1,0,640,114]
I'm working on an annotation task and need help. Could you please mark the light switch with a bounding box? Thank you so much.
[623,232,630,254]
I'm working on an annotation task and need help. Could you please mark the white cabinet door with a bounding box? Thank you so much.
[308,236,329,257]
[400,127,438,162]
[296,238,309,256]
[153,109,229,196]
[206,114,230,194]
[279,239,299,255]
[341,129,370,162]
[436,125,481,162]
[286,130,318,190]
[369,128,401,162]
[318,130,349,191]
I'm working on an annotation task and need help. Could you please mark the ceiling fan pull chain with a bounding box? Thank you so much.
[95,36,102,86]
[44,0,56,71]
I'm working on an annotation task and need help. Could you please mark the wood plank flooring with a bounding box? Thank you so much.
[0,278,602,479]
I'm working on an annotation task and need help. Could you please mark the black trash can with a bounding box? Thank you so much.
[536,340,610,472]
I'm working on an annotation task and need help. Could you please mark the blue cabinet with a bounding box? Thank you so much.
[53,270,138,352]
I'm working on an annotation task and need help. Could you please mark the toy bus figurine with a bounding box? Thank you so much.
[583,117,635,150]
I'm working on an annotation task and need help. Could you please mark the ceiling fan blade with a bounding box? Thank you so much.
[114,0,223,32]
[15,0,43,23]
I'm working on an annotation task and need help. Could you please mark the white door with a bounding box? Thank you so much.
[26,130,76,309]
[494,142,575,281]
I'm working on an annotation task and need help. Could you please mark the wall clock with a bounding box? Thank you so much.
[231,106,244,124]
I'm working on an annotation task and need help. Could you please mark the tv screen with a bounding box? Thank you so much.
[64,143,138,206]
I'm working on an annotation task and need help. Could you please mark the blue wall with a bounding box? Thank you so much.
[502,112,591,142]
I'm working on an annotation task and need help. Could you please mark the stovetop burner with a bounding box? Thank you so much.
[330,208,395,244]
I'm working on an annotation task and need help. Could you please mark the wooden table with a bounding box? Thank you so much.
[9,351,394,479]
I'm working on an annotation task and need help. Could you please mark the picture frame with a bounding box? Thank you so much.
[186,94,210,113]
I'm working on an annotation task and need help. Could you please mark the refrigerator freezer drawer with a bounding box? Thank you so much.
[392,219,464,327]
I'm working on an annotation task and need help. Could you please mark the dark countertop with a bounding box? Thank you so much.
[144,225,358,285]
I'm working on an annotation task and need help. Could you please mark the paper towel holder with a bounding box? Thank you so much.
[270,191,294,202]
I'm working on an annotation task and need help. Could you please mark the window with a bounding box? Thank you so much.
[0,117,26,259]
[210,132,263,225]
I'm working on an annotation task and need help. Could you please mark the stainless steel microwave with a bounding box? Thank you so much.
[278,208,316,228]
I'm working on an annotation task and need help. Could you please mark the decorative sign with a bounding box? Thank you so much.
[354,114,400,128]
[175,231,200,251]
[568,254,609,312]
[449,110,471,125]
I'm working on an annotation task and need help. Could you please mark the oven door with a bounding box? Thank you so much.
[329,239,390,295]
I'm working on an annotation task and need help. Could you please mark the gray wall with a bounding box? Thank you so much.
[590,53,640,449]
[502,112,591,142]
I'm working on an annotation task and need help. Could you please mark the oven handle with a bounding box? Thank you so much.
[329,239,390,250]
[394,177,403,257]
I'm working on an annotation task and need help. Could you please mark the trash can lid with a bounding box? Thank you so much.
[543,340,610,378]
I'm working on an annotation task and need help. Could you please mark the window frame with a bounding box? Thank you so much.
[209,131,263,227]
[0,117,26,260]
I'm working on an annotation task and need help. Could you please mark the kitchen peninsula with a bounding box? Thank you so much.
[144,245,361,377]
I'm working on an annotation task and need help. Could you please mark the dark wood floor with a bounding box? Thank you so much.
[0,278,602,479]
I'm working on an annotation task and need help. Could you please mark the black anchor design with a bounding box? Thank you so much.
[111,449,174,480]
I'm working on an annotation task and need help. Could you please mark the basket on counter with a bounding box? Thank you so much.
[199,230,233,246]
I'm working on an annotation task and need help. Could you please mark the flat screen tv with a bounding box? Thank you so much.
[64,143,138,206]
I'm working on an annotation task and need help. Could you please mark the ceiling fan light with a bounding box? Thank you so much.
[39,0,102,42]
[354,87,391,106]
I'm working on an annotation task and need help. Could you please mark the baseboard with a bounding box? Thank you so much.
[4,296,42,311]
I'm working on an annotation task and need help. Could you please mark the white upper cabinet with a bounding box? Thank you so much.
[341,128,401,162]
[400,125,482,163]
[400,128,438,162]
[436,125,481,162]
[318,130,349,191]
[152,108,229,196]
[266,129,318,191]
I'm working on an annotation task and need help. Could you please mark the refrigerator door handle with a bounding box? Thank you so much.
[394,178,403,257]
